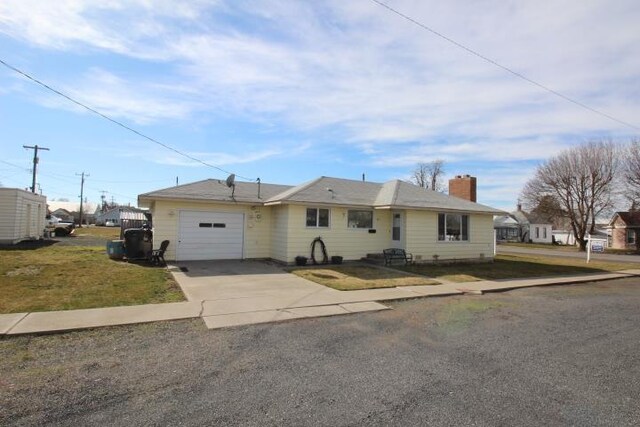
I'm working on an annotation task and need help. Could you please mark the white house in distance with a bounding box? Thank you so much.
[0,187,46,244]
[138,175,503,264]
[510,205,553,244]
[493,214,520,242]
[95,206,147,226]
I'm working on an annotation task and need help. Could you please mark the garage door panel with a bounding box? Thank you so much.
[178,211,244,260]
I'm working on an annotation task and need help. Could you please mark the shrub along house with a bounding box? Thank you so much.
[137,175,503,264]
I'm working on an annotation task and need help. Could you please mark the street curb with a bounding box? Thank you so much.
[2,271,637,336]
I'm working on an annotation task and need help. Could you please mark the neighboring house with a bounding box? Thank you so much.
[138,175,503,263]
[510,205,553,244]
[493,214,520,242]
[607,211,640,250]
[48,201,99,225]
[552,229,576,246]
[0,188,46,244]
[95,206,147,226]
[50,208,74,222]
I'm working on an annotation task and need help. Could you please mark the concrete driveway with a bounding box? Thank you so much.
[170,260,325,302]
[169,260,458,329]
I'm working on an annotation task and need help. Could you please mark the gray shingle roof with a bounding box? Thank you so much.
[373,180,501,213]
[264,176,383,207]
[138,179,291,204]
[139,176,503,214]
[511,209,551,225]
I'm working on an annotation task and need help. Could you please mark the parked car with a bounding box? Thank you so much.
[105,220,116,227]
[46,214,75,236]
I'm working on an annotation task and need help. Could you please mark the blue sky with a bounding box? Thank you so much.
[1,0,639,211]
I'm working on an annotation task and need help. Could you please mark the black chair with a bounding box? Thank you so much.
[150,240,170,266]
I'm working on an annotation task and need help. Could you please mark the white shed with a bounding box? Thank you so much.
[0,188,47,244]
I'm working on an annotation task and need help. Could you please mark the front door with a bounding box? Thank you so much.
[391,211,403,248]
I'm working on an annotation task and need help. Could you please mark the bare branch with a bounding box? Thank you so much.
[521,140,619,251]
[411,160,445,191]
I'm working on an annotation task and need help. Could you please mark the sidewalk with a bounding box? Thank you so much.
[2,269,638,335]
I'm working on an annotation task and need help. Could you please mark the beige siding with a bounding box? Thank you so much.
[282,205,392,263]
[0,188,46,244]
[148,197,495,263]
[270,205,288,261]
[151,200,272,261]
[405,210,494,262]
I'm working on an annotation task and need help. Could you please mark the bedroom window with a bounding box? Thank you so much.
[438,213,469,241]
[306,208,329,228]
[347,210,373,228]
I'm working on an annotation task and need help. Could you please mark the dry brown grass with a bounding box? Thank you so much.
[291,264,439,290]
[0,244,184,313]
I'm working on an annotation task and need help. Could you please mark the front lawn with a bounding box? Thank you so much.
[397,254,633,282]
[0,244,184,313]
[291,265,439,290]
[74,226,121,239]
[499,242,576,251]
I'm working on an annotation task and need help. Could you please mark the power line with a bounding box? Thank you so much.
[368,0,640,132]
[0,58,257,181]
[0,159,31,171]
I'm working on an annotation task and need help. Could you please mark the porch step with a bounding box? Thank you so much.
[362,253,385,265]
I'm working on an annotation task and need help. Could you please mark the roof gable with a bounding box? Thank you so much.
[266,176,382,206]
[609,211,640,227]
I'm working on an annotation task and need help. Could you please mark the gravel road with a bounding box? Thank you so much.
[1,278,639,426]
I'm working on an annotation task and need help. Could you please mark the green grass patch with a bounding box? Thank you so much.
[0,244,184,313]
[291,265,439,291]
[397,254,634,282]
[73,226,121,239]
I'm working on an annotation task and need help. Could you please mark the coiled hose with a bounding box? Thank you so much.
[310,236,329,265]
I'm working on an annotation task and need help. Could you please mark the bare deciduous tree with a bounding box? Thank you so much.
[412,160,445,191]
[522,141,619,251]
[624,139,640,201]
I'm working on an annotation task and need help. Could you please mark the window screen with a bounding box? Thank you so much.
[348,210,373,228]
[438,213,469,241]
[306,208,329,227]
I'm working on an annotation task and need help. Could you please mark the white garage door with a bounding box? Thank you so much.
[178,211,244,260]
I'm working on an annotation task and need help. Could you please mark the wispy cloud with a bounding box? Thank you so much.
[1,0,639,200]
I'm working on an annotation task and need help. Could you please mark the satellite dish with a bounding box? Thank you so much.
[225,174,236,188]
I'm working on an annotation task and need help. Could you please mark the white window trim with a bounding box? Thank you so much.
[305,207,330,228]
[347,209,374,229]
[437,213,470,243]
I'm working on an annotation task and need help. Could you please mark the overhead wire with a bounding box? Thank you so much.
[0,158,137,201]
[0,58,257,181]
[369,0,640,132]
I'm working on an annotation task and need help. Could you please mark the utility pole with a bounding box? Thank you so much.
[22,144,50,193]
[76,172,89,226]
[100,190,108,212]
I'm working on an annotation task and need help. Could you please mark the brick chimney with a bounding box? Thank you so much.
[448,174,477,202]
